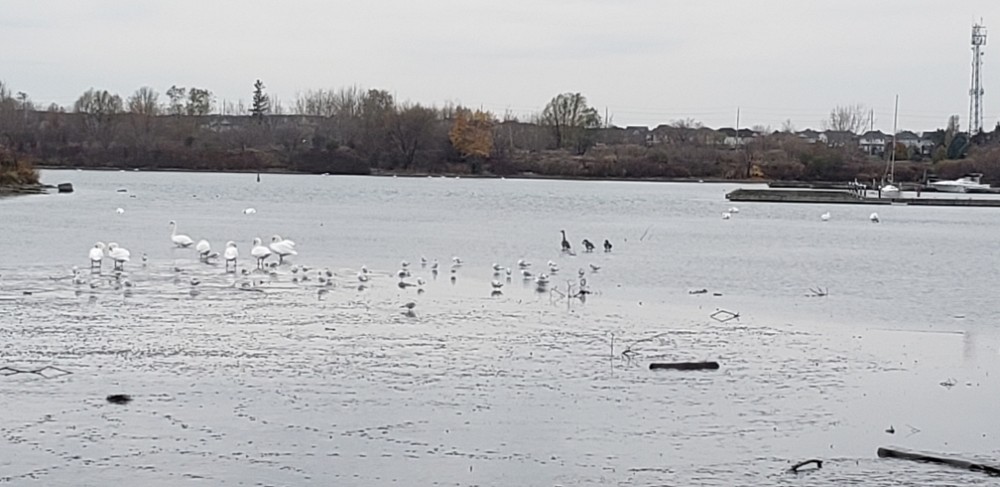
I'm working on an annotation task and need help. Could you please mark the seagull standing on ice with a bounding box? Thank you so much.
[870,212,880,223]
[821,212,831,222]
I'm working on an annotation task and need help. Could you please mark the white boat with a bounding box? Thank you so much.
[927,173,991,193]
[880,184,901,198]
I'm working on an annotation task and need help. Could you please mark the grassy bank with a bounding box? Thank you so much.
[0,148,41,186]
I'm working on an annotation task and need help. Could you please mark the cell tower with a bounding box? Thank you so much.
[969,20,987,134]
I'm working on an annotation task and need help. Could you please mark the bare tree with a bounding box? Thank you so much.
[539,92,600,152]
[186,88,213,116]
[388,103,438,169]
[823,104,869,134]
[165,85,186,115]
[74,88,123,148]
[126,87,160,150]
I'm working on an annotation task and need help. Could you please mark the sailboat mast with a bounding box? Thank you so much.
[890,95,899,183]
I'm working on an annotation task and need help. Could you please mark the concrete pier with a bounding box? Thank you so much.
[726,188,1000,207]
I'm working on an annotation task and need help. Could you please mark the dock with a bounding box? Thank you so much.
[726,188,1000,207]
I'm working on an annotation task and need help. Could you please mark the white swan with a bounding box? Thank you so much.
[269,235,297,264]
[821,212,831,222]
[251,237,271,268]
[195,239,212,261]
[88,242,106,271]
[107,242,131,271]
[223,241,239,272]
[168,220,194,247]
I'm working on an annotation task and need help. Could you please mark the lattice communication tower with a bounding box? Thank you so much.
[969,21,987,134]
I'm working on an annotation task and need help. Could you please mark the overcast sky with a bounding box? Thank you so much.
[3,0,999,132]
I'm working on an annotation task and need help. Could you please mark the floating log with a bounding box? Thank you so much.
[789,459,823,473]
[877,447,1000,476]
[649,361,720,371]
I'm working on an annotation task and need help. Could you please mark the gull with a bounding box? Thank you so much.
[357,272,369,283]
[420,256,428,266]
[492,263,503,272]
[821,212,831,222]
[116,207,125,215]
[589,264,601,272]
[491,280,504,289]
[243,208,257,215]
[401,301,417,318]
[168,220,194,248]
[430,260,439,271]
[870,212,880,223]
[722,211,731,220]
[452,256,463,266]
[223,241,239,272]
[517,259,531,268]
[728,207,740,213]
[401,260,410,269]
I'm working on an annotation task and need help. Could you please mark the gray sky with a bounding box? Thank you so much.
[3,0,999,133]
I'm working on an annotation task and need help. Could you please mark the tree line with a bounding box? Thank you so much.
[1,80,999,184]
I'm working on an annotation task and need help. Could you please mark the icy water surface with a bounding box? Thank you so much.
[1,170,999,485]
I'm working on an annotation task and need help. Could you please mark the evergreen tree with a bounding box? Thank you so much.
[250,79,269,122]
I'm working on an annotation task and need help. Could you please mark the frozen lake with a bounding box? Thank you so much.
[1,169,998,485]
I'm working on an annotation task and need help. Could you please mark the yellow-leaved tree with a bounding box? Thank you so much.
[449,108,494,160]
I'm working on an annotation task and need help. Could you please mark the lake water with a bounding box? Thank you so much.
[1,169,999,485]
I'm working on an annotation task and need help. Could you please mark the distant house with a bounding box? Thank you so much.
[895,131,920,149]
[858,130,889,156]
[718,128,756,147]
[623,126,651,146]
[796,129,822,144]
[820,130,856,148]
[917,133,938,155]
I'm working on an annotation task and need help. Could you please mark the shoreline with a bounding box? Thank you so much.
[35,164,769,185]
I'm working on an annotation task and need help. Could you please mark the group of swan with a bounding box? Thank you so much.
[88,242,131,271]
[169,220,297,270]
[88,221,298,272]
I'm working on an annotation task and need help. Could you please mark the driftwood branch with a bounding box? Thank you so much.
[788,459,823,473]
[877,447,1000,476]
[650,361,720,371]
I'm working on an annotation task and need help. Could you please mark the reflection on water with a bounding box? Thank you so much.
[1,170,999,485]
